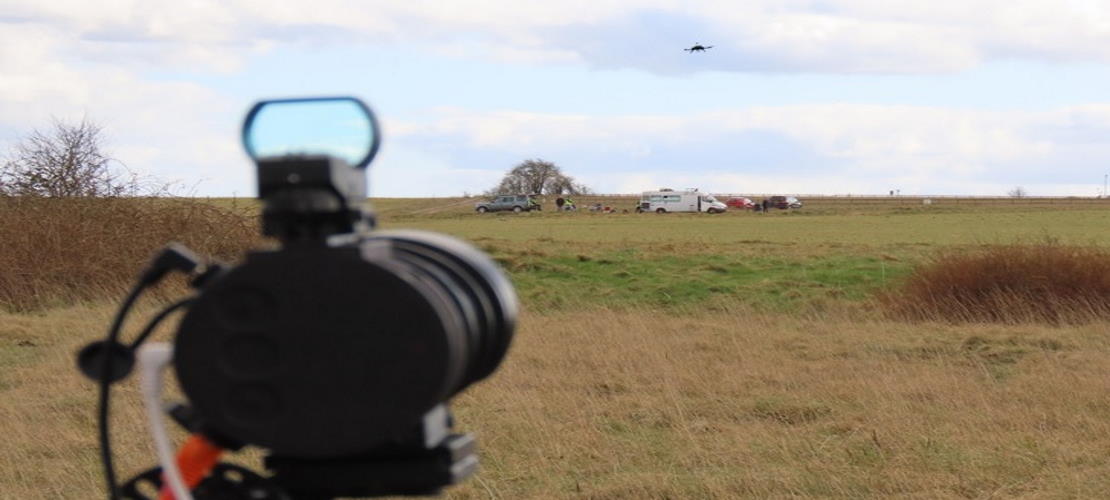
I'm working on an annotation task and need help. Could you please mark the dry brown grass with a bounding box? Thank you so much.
[6,200,1110,498]
[443,308,1110,498]
[6,303,1110,499]
[0,197,258,311]
[882,243,1110,324]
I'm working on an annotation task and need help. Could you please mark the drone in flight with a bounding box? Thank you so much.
[684,43,714,53]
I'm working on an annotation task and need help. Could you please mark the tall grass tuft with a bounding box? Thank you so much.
[0,197,258,311]
[882,243,1110,324]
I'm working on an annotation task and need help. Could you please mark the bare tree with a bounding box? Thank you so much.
[1,118,131,197]
[489,158,590,195]
[1008,186,1028,198]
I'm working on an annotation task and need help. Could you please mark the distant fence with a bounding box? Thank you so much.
[392,193,1109,217]
[549,194,1110,207]
[434,193,1110,208]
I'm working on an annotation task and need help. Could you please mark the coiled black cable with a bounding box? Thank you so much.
[92,244,200,499]
[97,295,195,499]
[97,282,146,500]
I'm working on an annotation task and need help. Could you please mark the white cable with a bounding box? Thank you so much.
[137,343,193,500]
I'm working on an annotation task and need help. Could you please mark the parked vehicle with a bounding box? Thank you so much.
[636,189,727,214]
[475,194,541,213]
[726,197,755,209]
[768,195,803,209]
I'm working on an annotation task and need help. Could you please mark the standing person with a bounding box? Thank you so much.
[555,196,565,211]
[761,198,769,213]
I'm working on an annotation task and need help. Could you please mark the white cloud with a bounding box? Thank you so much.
[0,56,246,195]
[2,1,1110,197]
[369,144,505,197]
[389,104,1110,195]
[402,105,1061,162]
[4,0,1110,74]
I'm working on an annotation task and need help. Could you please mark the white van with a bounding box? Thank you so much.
[636,189,727,214]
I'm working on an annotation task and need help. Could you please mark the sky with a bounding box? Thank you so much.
[2,1,1110,197]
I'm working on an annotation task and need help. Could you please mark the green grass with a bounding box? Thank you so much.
[499,248,910,311]
[370,206,1110,313]
[386,208,1110,247]
[202,196,1110,248]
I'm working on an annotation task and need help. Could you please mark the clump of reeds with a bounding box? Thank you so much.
[882,243,1110,324]
[0,197,259,311]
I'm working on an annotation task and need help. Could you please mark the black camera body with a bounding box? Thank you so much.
[175,228,515,497]
[80,97,516,499]
[177,236,473,458]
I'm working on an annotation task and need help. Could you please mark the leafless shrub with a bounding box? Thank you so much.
[0,117,158,197]
[0,197,259,311]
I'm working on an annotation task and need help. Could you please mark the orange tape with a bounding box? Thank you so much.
[158,434,223,500]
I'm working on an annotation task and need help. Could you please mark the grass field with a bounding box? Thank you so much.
[3,200,1110,498]
[384,205,1110,314]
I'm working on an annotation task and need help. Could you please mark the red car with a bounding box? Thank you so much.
[726,197,755,209]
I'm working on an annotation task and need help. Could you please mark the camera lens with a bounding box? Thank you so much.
[365,230,517,390]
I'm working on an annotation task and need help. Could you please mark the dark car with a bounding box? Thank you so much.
[769,196,803,209]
